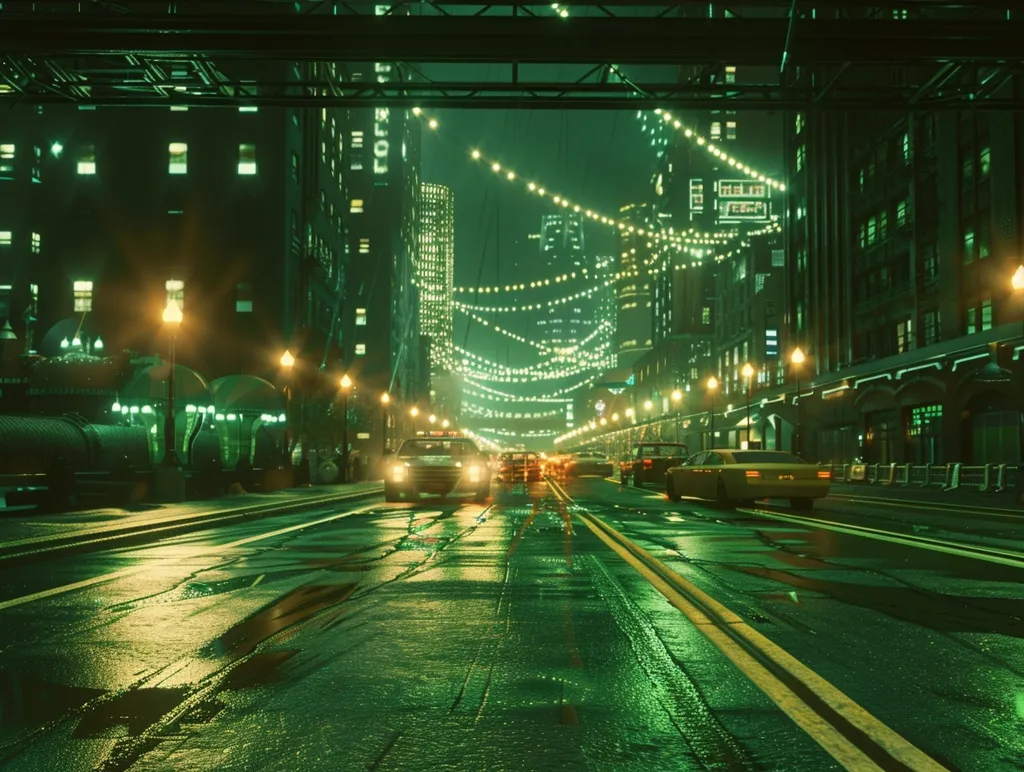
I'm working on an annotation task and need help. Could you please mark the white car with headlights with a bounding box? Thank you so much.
[665,449,831,509]
[385,437,491,503]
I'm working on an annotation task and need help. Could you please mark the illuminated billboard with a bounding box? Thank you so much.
[717,178,770,222]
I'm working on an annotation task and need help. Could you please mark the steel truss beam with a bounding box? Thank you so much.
[3,75,1020,111]
[0,15,1022,64]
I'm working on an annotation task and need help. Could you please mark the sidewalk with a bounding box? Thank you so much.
[828,482,1021,510]
[0,483,383,559]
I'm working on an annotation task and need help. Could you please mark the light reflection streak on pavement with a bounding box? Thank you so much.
[0,478,1017,770]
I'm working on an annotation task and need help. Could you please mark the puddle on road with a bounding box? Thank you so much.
[0,669,103,737]
[738,565,1024,638]
[203,582,359,659]
[72,687,190,739]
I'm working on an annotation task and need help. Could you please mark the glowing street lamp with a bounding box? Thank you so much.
[161,300,183,467]
[409,405,420,434]
[380,392,391,455]
[340,374,353,482]
[741,363,756,447]
[1013,265,1024,292]
[707,376,719,450]
[441,418,450,429]
[428,413,437,425]
[671,389,683,403]
[279,350,296,464]
[791,347,806,456]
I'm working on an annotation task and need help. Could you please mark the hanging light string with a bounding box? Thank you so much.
[412,106,744,254]
[463,373,596,401]
[453,268,588,295]
[454,341,612,382]
[461,402,565,420]
[651,108,786,192]
[454,322,613,379]
[461,381,571,405]
[454,282,606,314]
[457,306,612,367]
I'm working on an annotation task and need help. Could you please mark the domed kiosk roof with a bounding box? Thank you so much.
[210,375,282,414]
[39,317,105,359]
[122,362,210,403]
[27,352,123,396]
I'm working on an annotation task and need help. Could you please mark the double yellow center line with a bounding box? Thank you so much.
[547,477,948,772]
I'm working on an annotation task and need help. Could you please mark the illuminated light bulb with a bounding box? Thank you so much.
[491,162,501,172]
[654,108,663,114]
[528,182,536,191]
[573,205,581,213]
[412,106,422,115]
[729,158,737,166]
[538,188,546,196]
[662,112,672,122]
[561,199,569,207]
[507,171,516,180]
[697,137,705,145]
[779,183,787,191]
[673,121,681,128]
[585,210,592,217]
[559,8,568,16]
[428,118,438,129]
[684,128,693,137]
[758,174,766,181]
[471,149,481,159]
[553,195,561,203]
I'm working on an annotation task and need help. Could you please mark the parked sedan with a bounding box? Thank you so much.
[665,449,830,509]
[567,451,615,478]
[622,442,689,487]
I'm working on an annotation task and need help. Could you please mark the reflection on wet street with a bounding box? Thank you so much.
[1,478,1022,771]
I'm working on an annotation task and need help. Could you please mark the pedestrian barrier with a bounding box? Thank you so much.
[820,461,1019,497]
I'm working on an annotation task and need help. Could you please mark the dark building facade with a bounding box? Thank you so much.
[0,61,348,384]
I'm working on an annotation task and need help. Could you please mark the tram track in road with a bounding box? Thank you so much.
[547,476,950,772]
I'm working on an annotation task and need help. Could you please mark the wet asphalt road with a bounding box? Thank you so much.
[1,479,1022,771]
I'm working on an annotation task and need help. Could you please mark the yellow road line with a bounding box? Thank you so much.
[548,478,948,772]
[0,502,385,613]
[738,507,1024,570]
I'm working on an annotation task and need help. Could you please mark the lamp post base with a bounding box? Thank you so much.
[154,464,187,503]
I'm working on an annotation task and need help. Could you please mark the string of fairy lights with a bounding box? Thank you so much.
[454,341,612,383]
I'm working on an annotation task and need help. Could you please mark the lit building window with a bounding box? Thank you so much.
[795,144,806,173]
[0,143,13,176]
[726,121,737,140]
[351,131,364,149]
[235,282,253,313]
[979,146,991,178]
[981,299,993,331]
[31,232,40,254]
[358,238,370,254]
[350,199,364,213]
[168,142,188,174]
[966,307,977,334]
[710,122,721,139]
[355,308,367,326]
[77,145,96,175]
[238,143,257,175]
[355,343,366,356]
[725,65,736,84]
[0,231,10,246]
[896,200,907,227]
[963,228,975,264]
[238,80,258,112]
[165,279,184,309]
[73,280,94,312]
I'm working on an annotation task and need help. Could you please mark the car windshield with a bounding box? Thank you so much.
[731,451,806,465]
[398,439,479,457]
[639,444,687,457]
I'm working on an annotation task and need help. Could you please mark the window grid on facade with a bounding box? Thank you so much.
[350,199,364,213]
[981,299,993,331]
[0,231,11,246]
[31,232,40,254]
[358,238,370,254]
[725,121,737,140]
[238,143,257,175]
[77,145,96,175]
[0,143,13,177]
[73,280,94,312]
[355,343,366,356]
[355,308,367,326]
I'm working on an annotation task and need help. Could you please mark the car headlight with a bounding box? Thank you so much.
[392,465,407,482]
[467,465,481,483]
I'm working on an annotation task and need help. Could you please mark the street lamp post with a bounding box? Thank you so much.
[790,347,806,456]
[671,389,683,441]
[280,350,295,465]
[340,374,353,482]
[428,413,437,428]
[161,300,183,466]
[409,406,420,435]
[707,376,718,450]
[380,392,391,455]
[742,363,755,448]
[441,418,450,430]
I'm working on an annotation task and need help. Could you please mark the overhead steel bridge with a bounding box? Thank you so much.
[0,1,1021,109]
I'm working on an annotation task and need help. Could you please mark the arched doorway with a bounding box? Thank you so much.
[894,376,947,464]
[855,385,899,464]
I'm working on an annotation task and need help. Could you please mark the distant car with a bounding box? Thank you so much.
[566,451,615,478]
[385,437,491,503]
[498,452,541,483]
[665,449,831,509]
[622,442,689,487]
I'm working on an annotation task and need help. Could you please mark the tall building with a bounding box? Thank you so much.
[0,61,348,382]
[537,212,591,350]
[615,203,658,367]
[418,182,455,379]
[342,92,424,407]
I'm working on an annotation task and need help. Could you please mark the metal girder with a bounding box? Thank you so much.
[3,75,1020,110]
[0,15,1022,64]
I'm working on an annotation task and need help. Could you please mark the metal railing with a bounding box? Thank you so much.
[819,462,1019,495]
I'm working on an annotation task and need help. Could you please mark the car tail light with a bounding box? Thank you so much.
[817,470,831,479]
[745,470,760,478]
[643,459,653,468]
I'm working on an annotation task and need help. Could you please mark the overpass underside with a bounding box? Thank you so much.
[0,1,1021,109]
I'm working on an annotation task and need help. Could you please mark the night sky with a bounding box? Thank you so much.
[422,107,655,369]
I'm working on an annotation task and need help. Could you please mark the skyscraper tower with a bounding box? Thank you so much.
[537,212,591,350]
[418,182,454,377]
